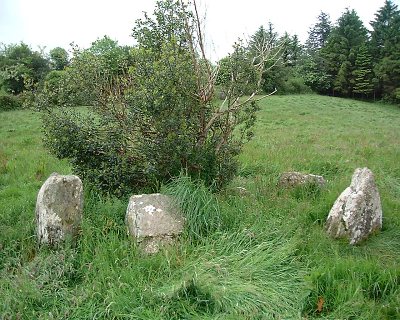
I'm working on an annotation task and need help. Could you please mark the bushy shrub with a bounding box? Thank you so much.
[44,70,65,91]
[36,0,265,197]
[0,92,22,111]
[42,108,157,197]
[0,43,49,95]
[281,76,311,94]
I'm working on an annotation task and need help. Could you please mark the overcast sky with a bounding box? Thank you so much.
[0,0,397,60]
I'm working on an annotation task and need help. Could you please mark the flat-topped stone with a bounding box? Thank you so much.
[278,171,326,188]
[125,193,184,254]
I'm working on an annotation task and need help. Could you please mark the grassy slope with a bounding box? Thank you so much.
[0,95,399,319]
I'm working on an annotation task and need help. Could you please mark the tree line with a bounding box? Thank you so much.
[1,0,399,107]
[239,0,399,102]
[302,0,400,102]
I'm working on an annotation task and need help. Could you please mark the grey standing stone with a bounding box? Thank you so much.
[326,167,382,245]
[36,173,83,246]
[278,171,326,188]
[125,193,184,254]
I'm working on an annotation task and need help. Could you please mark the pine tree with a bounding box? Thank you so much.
[370,0,400,60]
[248,22,279,58]
[352,45,374,98]
[282,33,302,67]
[370,0,400,101]
[305,12,332,52]
[301,12,332,93]
[334,60,352,96]
[375,40,400,102]
[322,9,368,96]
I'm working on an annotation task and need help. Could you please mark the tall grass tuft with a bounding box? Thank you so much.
[164,175,222,241]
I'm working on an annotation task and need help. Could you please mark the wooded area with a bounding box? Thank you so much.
[1,0,399,108]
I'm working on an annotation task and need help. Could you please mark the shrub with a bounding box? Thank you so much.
[36,0,268,196]
[0,43,49,94]
[0,92,22,111]
[280,76,311,94]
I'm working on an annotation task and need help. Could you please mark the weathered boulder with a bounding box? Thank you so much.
[326,167,382,245]
[125,193,184,254]
[36,173,83,246]
[278,171,326,188]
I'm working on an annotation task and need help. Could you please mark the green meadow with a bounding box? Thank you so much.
[1,94,399,319]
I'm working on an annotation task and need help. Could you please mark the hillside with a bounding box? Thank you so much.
[1,95,399,319]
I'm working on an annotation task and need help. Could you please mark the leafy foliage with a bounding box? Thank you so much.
[0,92,23,111]
[49,47,69,70]
[37,0,264,196]
[0,43,49,94]
[216,42,258,96]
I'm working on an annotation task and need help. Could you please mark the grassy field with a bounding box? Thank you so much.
[1,94,399,319]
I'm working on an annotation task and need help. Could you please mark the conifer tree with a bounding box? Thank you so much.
[334,61,352,96]
[322,9,368,96]
[370,0,400,101]
[301,12,332,93]
[352,45,374,98]
[305,11,332,52]
[370,0,400,60]
[282,33,301,67]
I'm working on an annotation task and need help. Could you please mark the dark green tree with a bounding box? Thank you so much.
[370,0,400,60]
[282,33,301,67]
[375,41,400,102]
[305,11,332,52]
[0,43,49,94]
[49,47,69,70]
[352,45,374,98]
[301,12,332,93]
[370,0,400,101]
[248,23,286,93]
[334,60,352,95]
[322,9,368,96]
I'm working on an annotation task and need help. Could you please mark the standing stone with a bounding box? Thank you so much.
[125,194,184,254]
[36,173,83,246]
[326,168,382,245]
[278,171,326,188]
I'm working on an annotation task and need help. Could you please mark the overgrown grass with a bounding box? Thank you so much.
[1,95,399,319]
[164,175,222,241]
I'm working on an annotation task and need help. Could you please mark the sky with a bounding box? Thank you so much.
[0,0,397,60]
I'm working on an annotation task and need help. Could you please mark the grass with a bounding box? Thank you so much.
[1,95,399,319]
